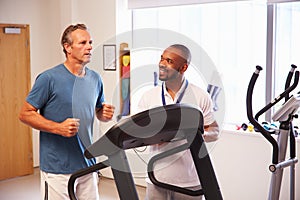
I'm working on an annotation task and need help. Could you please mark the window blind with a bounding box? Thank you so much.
[128,0,246,9]
[128,0,298,9]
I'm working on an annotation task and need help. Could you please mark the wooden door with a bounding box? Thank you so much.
[0,24,32,180]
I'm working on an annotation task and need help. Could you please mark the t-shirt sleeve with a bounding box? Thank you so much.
[95,78,105,108]
[201,92,215,126]
[26,73,51,109]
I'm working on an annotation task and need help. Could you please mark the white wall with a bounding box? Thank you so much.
[0,0,118,167]
[210,130,300,200]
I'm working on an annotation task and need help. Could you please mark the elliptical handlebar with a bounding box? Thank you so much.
[246,66,279,164]
[254,65,299,121]
[285,64,298,101]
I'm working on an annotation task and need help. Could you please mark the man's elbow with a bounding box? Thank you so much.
[18,111,28,124]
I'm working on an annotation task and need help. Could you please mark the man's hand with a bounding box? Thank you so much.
[203,121,219,142]
[96,103,115,122]
[58,118,80,137]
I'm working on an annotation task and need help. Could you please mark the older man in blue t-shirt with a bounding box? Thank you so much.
[19,24,115,200]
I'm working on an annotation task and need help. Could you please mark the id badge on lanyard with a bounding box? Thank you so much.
[161,80,189,106]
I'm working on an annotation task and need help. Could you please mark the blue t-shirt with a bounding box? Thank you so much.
[26,64,104,174]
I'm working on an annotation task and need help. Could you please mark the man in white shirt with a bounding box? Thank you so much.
[138,44,219,200]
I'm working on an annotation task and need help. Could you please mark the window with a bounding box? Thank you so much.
[130,1,267,126]
[274,2,300,98]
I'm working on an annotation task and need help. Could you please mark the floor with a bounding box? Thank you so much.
[0,168,146,200]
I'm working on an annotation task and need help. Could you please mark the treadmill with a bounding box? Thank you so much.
[68,103,223,200]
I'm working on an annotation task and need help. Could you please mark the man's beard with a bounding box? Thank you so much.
[159,65,180,81]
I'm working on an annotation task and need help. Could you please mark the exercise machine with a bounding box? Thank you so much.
[68,104,223,200]
[246,65,299,200]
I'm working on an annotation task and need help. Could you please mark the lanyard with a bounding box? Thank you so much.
[161,80,189,106]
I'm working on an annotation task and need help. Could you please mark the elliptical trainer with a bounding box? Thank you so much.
[246,65,299,200]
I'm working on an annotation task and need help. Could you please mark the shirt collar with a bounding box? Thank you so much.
[163,77,188,98]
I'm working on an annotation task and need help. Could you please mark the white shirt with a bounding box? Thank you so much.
[138,79,216,187]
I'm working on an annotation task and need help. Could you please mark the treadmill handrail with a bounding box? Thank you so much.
[147,140,204,196]
[68,160,109,200]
